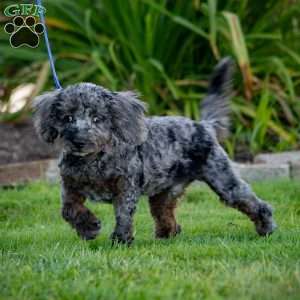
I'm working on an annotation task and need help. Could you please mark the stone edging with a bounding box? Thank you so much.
[0,159,59,186]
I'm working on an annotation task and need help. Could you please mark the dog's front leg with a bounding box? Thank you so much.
[61,184,101,240]
[111,190,139,245]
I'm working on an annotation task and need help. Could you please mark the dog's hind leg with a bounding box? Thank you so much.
[149,185,185,239]
[61,185,101,240]
[200,145,277,236]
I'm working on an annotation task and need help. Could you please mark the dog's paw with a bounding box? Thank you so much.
[75,211,101,240]
[175,223,182,235]
[255,219,277,237]
[155,223,182,239]
[110,230,134,246]
[254,204,277,236]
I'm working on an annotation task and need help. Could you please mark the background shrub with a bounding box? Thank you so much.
[0,0,299,157]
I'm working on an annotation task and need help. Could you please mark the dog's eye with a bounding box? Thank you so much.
[93,117,102,123]
[63,115,73,123]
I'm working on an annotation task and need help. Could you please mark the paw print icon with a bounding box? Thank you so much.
[4,16,45,48]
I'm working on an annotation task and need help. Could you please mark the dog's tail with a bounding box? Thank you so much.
[200,57,234,141]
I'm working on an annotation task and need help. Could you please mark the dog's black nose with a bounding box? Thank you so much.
[63,127,88,150]
[63,127,78,141]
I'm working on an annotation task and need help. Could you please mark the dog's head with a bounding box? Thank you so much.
[33,83,148,155]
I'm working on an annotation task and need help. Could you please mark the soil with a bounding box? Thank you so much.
[0,120,60,165]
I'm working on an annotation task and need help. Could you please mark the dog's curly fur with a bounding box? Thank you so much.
[33,58,277,244]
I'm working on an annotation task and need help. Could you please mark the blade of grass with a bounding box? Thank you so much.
[207,0,220,59]
[92,51,117,89]
[142,0,208,39]
[223,11,253,100]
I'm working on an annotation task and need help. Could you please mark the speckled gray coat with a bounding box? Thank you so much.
[33,58,276,244]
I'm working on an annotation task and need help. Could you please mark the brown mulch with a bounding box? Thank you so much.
[0,120,59,165]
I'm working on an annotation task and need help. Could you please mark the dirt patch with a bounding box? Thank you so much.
[0,120,59,165]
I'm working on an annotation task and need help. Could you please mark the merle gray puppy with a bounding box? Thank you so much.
[33,58,277,245]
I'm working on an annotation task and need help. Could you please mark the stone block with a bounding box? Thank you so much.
[290,162,300,180]
[0,159,59,186]
[254,151,300,165]
[233,163,290,182]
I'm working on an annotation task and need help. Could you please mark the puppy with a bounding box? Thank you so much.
[33,58,276,244]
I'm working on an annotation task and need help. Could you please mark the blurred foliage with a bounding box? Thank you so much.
[0,0,299,157]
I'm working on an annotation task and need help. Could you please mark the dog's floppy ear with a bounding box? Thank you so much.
[109,91,148,145]
[32,90,61,143]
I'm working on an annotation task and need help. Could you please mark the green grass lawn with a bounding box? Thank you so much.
[0,180,300,300]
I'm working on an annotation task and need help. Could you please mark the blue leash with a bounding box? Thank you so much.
[36,0,62,89]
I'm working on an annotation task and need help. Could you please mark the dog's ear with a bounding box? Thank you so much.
[32,90,61,143]
[109,91,148,145]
